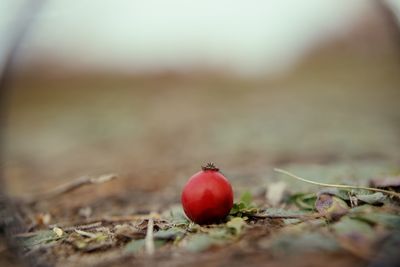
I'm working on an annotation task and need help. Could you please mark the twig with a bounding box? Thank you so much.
[74,229,98,238]
[244,212,323,220]
[274,168,400,199]
[145,218,155,256]
[49,214,165,232]
[24,174,118,203]
[52,221,103,232]
[99,215,158,223]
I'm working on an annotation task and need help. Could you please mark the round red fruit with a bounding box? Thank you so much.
[181,163,234,224]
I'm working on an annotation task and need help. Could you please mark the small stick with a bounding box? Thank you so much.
[98,214,161,223]
[74,229,98,238]
[24,174,118,203]
[49,214,164,231]
[50,221,103,232]
[145,218,155,256]
[244,212,323,220]
[274,168,400,199]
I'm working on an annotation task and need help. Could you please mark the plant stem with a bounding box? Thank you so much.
[274,168,400,199]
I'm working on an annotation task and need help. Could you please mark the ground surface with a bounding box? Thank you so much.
[1,54,400,266]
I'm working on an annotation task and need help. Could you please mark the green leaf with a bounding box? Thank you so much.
[230,205,256,216]
[239,191,253,207]
[333,217,374,237]
[67,231,110,251]
[229,192,258,216]
[17,230,62,248]
[207,228,229,239]
[124,239,166,254]
[266,232,339,254]
[163,205,189,225]
[332,217,376,249]
[258,208,309,218]
[230,202,244,214]
[154,227,185,240]
[318,188,350,200]
[185,234,221,252]
[287,193,317,210]
[355,192,387,205]
[348,205,400,229]
[283,218,302,225]
[124,239,145,253]
[355,213,400,229]
[226,217,245,235]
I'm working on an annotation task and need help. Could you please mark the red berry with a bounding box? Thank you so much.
[181,163,234,224]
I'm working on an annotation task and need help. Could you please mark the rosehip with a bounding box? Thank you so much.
[181,163,234,224]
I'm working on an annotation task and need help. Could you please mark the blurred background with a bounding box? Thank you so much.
[1,0,400,207]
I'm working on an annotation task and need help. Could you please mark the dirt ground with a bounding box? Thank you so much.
[1,53,400,266]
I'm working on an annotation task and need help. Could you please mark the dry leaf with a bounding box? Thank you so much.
[36,213,51,226]
[78,207,92,219]
[52,227,64,237]
[370,176,400,189]
[266,181,287,207]
[226,217,245,235]
[332,217,375,259]
[315,193,349,221]
[114,224,145,240]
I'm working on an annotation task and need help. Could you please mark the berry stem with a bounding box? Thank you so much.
[201,162,219,171]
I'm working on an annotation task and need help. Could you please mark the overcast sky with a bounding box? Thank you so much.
[1,0,399,76]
